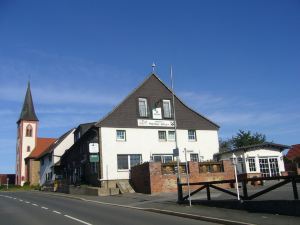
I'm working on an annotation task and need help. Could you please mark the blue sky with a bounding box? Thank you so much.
[0,0,299,173]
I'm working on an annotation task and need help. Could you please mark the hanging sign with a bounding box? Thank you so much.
[152,108,162,119]
[89,143,99,153]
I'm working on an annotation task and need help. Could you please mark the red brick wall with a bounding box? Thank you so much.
[131,160,235,194]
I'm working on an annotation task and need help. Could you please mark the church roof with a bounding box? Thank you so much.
[26,138,57,159]
[17,82,39,123]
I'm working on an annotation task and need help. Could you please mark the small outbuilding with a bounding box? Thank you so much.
[215,142,290,178]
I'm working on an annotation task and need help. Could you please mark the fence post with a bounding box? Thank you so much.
[292,177,299,200]
[242,179,248,200]
[206,184,211,200]
[177,182,183,203]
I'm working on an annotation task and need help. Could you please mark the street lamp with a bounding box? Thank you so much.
[231,153,240,201]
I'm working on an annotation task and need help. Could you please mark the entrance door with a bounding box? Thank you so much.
[259,158,270,177]
[269,158,280,176]
[259,157,280,177]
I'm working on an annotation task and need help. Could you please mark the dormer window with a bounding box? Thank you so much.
[138,98,148,117]
[26,125,33,137]
[163,100,172,118]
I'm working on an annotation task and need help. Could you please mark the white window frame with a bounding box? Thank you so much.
[158,131,167,141]
[117,154,142,171]
[188,130,197,141]
[163,99,172,118]
[190,153,199,162]
[168,130,175,141]
[138,98,148,117]
[152,154,173,163]
[248,157,256,172]
[116,130,126,141]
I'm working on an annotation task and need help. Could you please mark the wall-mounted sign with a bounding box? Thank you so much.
[152,108,162,119]
[89,143,99,153]
[173,148,179,157]
[89,154,99,162]
[137,119,175,127]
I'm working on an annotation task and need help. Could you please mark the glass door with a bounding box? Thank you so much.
[269,158,280,176]
[259,158,270,177]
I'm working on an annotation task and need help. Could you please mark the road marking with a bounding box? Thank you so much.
[53,210,62,214]
[32,203,39,207]
[64,215,92,225]
[41,206,48,210]
[25,201,30,204]
[13,198,17,200]
[19,199,23,202]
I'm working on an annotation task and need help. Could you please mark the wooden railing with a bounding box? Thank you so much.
[177,175,300,203]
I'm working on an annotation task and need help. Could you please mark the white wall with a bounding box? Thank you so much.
[20,121,37,186]
[39,129,74,186]
[100,127,219,180]
[219,148,285,175]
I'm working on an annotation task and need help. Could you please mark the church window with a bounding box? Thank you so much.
[26,125,33,137]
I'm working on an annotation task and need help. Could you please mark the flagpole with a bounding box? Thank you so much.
[170,66,180,182]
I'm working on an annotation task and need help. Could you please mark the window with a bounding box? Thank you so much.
[117,154,142,170]
[138,98,148,117]
[163,100,172,118]
[116,130,126,141]
[190,153,199,162]
[130,154,142,167]
[248,158,256,172]
[153,154,173,163]
[158,131,167,141]
[41,158,44,166]
[168,131,175,141]
[26,124,33,137]
[188,130,196,141]
[27,146,30,152]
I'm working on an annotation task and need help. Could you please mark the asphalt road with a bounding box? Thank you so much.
[0,191,217,225]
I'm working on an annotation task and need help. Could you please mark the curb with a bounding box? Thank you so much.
[37,191,256,225]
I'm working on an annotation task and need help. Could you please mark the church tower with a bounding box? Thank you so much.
[16,82,39,186]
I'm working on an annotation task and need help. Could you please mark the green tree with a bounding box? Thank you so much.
[219,130,267,152]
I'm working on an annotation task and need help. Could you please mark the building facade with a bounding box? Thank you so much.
[216,142,289,177]
[38,128,75,186]
[61,73,220,187]
[16,82,56,186]
[16,83,39,186]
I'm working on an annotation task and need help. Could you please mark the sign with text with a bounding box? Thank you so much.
[152,108,162,119]
[89,154,99,162]
[137,119,175,127]
[89,143,99,153]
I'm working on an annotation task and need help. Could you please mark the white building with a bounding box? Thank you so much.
[62,73,220,187]
[95,73,220,183]
[39,128,75,186]
[216,142,289,177]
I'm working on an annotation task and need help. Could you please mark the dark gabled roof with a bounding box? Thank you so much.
[37,128,76,159]
[76,122,96,134]
[95,73,219,129]
[216,142,290,156]
[17,82,38,123]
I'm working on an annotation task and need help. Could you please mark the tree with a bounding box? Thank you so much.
[219,130,267,152]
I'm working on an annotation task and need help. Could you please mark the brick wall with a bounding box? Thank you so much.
[131,160,235,194]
